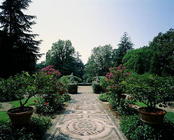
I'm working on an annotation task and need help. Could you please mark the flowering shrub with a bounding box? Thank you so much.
[34,72,68,114]
[105,65,131,112]
[106,65,130,97]
[41,65,61,77]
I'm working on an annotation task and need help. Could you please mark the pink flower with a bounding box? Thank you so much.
[106,72,113,79]
[41,65,61,76]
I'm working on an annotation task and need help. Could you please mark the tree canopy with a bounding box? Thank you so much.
[84,44,113,82]
[123,29,174,76]
[45,40,84,78]
[0,0,40,77]
[113,32,133,66]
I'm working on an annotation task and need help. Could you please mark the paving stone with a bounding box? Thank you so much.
[46,86,126,140]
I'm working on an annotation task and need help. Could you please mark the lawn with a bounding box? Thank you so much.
[165,112,174,124]
[0,111,9,123]
[10,96,39,108]
[0,96,40,122]
[134,101,147,107]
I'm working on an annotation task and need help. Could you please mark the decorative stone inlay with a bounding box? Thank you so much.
[60,118,113,139]
[47,86,125,140]
[66,119,104,136]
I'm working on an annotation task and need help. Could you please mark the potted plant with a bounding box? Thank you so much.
[126,74,174,124]
[67,74,81,94]
[7,72,37,127]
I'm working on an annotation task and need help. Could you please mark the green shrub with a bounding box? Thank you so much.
[0,75,26,102]
[117,99,136,115]
[99,93,110,102]
[62,93,71,102]
[125,74,174,109]
[59,74,82,85]
[0,116,51,140]
[121,115,174,140]
[0,121,12,140]
[36,94,65,115]
[67,83,78,94]
[92,81,103,94]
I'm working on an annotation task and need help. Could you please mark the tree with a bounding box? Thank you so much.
[46,40,84,78]
[149,29,174,76]
[84,44,113,81]
[123,29,174,76]
[113,32,133,66]
[123,47,153,74]
[0,0,40,77]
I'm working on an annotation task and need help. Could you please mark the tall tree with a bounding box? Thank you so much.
[113,32,133,66]
[0,0,40,77]
[149,29,174,76]
[46,40,84,78]
[84,44,113,81]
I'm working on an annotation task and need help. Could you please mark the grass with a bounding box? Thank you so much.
[134,101,147,107]
[10,96,39,108]
[165,112,174,124]
[0,96,40,122]
[0,111,9,123]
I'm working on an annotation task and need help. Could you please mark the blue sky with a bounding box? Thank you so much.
[27,0,174,64]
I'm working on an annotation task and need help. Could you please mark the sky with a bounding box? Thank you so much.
[26,0,174,64]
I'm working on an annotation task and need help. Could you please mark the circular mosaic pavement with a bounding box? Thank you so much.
[67,119,104,136]
[60,118,112,139]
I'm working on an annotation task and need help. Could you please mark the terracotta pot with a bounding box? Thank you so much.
[7,106,34,127]
[138,107,166,125]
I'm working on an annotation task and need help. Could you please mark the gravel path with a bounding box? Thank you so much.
[0,102,11,111]
[46,86,126,140]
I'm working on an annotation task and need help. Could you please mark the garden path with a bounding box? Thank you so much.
[0,102,11,111]
[46,86,126,140]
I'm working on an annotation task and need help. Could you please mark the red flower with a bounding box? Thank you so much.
[41,65,61,76]
[44,102,49,105]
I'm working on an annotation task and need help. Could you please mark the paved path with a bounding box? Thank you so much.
[0,102,11,111]
[46,86,126,140]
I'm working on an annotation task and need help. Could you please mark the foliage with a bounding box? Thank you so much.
[0,121,12,140]
[149,29,174,76]
[96,76,109,90]
[0,116,51,140]
[84,44,114,82]
[0,77,23,101]
[121,115,155,140]
[106,65,131,105]
[0,0,41,77]
[113,32,133,66]
[0,112,9,123]
[0,72,37,106]
[165,112,174,124]
[123,47,153,74]
[92,81,103,94]
[46,40,84,78]
[123,29,174,76]
[62,93,71,102]
[99,93,110,102]
[125,74,174,109]
[59,74,82,85]
[36,61,46,70]
[10,97,39,108]
[67,83,78,94]
[41,65,61,77]
[120,115,174,140]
